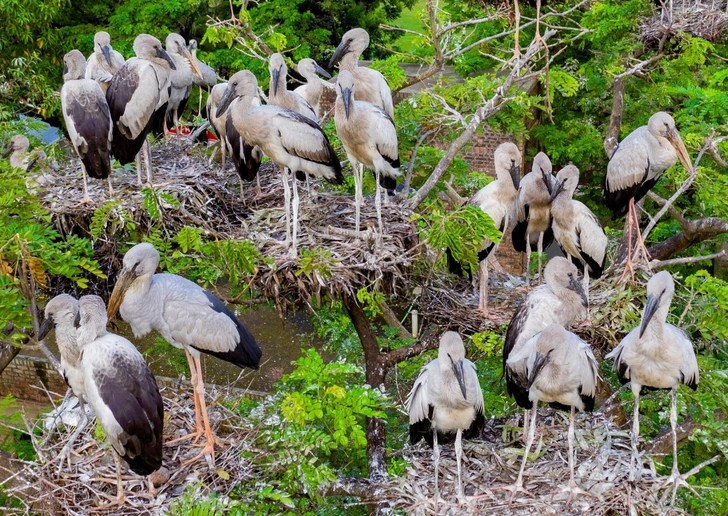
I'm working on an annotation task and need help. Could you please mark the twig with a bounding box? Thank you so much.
[402,130,433,197]
[650,249,726,269]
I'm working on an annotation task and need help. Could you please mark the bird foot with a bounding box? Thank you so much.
[492,483,534,504]
[91,492,130,511]
[181,439,216,467]
[167,429,204,445]
[52,445,77,474]
[555,482,597,507]
[655,472,698,505]
[75,195,94,207]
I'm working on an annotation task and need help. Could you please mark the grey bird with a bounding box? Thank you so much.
[61,49,113,203]
[329,28,394,118]
[85,31,126,94]
[77,295,163,507]
[3,135,45,171]
[164,33,203,137]
[107,243,261,465]
[406,331,485,502]
[505,324,598,504]
[188,39,217,115]
[268,53,317,121]
[294,58,332,122]
[606,271,699,503]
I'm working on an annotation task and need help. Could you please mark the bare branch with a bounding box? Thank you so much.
[402,130,433,195]
[707,136,728,168]
[443,175,466,206]
[646,191,688,229]
[651,249,726,269]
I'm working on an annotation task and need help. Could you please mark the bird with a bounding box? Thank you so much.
[334,70,399,235]
[447,142,522,315]
[406,331,484,502]
[512,152,555,281]
[106,242,262,465]
[3,135,44,171]
[163,33,203,137]
[207,83,229,169]
[605,271,699,504]
[61,49,113,203]
[329,28,394,118]
[37,294,89,470]
[504,324,598,503]
[187,39,217,115]
[503,256,588,440]
[294,58,332,122]
[216,70,342,254]
[76,295,163,506]
[84,31,126,94]
[106,34,176,185]
[604,112,692,277]
[549,164,608,298]
[268,53,317,121]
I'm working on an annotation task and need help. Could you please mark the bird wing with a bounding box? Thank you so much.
[604,329,637,385]
[573,201,607,277]
[62,80,112,158]
[465,359,485,415]
[368,104,399,163]
[575,335,599,399]
[668,324,700,390]
[111,50,126,73]
[406,360,435,425]
[271,109,338,166]
[605,127,655,215]
[109,59,160,140]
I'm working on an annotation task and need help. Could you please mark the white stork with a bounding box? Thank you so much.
[85,31,125,94]
[294,58,332,122]
[107,243,261,465]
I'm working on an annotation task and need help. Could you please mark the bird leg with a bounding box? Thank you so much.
[630,387,641,483]
[78,162,93,205]
[620,198,652,283]
[174,109,181,141]
[221,141,226,172]
[432,430,444,503]
[521,408,529,444]
[107,175,114,197]
[136,150,144,186]
[478,260,489,316]
[374,169,384,244]
[583,266,591,319]
[558,406,596,506]
[455,428,465,503]
[537,232,545,282]
[524,235,532,283]
[182,355,221,466]
[655,387,696,505]
[144,139,153,185]
[292,170,300,256]
[353,163,363,233]
[281,168,292,245]
[513,0,521,58]
[168,349,203,444]
[498,400,537,503]
[93,454,129,510]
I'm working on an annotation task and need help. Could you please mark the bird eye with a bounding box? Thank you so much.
[568,272,573,278]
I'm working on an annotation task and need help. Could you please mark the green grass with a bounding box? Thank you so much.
[392,0,427,50]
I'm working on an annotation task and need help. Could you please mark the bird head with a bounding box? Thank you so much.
[336,70,356,119]
[167,33,202,79]
[107,243,160,322]
[545,257,588,309]
[648,112,693,174]
[38,294,79,341]
[438,331,468,400]
[216,70,257,116]
[94,32,113,66]
[268,53,287,97]
[549,164,579,203]
[296,58,331,81]
[133,34,176,71]
[63,49,86,82]
[78,295,109,342]
[493,142,521,190]
[4,135,29,157]
[329,28,369,70]
[639,271,674,338]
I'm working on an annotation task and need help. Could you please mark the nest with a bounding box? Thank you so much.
[641,0,728,47]
[2,385,255,515]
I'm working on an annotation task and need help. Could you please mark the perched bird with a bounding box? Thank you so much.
[447,142,521,315]
[329,28,394,118]
[163,33,203,137]
[3,135,44,171]
[188,39,217,115]
[77,295,163,506]
[85,31,126,94]
[512,152,555,281]
[268,53,317,121]
[294,58,332,122]
[504,324,598,503]
[207,83,229,169]
[549,164,608,297]
[61,49,113,203]
[107,243,262,465]
[606,271,699,503]
[334,70,399,234]
[106,34,176,185]
[406,332,484,501]
[216,70,342,253]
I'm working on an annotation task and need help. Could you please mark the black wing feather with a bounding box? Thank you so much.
[503,302,532,410]
[66,91,112,179]
[225,115,261,182]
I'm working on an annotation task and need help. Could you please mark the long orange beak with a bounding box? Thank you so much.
[667,128,693,174]
[107,268,134,323]
[182,46,203,80]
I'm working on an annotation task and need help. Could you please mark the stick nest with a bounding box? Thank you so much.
[640,1,728,47]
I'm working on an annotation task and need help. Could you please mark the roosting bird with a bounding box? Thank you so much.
[85,31,126,94]
[512,152,555,281]
[164,33,203,136]
[3,135,43,171]
[549,164,607,298]
[447,142,522,315]
[604,112,693,275]
[503,257,588,439]
[206,83,229,169]
[329,28,394,118]
[106,34,176,185]
[77,295,163,506]
[268,53,317,121]
[61,49,113,203]
[504,324,598,503]
[107,243,262,465]
[188,39,217,114]
[406,331,484,501]
[334,70,399,235]
[216,70,342,253]
[294,58,332,122]
[605,271,699,503]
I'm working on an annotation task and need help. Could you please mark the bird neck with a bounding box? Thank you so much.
[340,53,358,72]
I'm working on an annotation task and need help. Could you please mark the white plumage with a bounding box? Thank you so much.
[164,33,203,135]
[294,58,332,122]
[3,135,45,171]
[268,53,317,121]
[85,31,125,93]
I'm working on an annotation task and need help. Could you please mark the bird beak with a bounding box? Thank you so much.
[667,128,693,174]
[157,47,176,70]
[639,291,664,339]
[509,163,521,190]
[102,45,112,66]
[548,179,566,204]
[449,355,468,400]
[528,349,551,389]
[107,267,135,322]
[541,167,553,196]
[181,46,203,79]
[272,66,281,96]
[216,86,235,116]
[63,62,68,77]
[568,275,589,309]
[343,86,352,120]
[3,141,13,158]
[37,316,53,341]
[315,63,332,79]
[328,39,351,69]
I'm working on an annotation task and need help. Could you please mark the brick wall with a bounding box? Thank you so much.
[0,355,67,402]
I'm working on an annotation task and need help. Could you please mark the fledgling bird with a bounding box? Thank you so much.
[294,58,332,122]
[407,332,485,501]
[268,53,317,121]
[85,31,126,93]
[3,135,46,172]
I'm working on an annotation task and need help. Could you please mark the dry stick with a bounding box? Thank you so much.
[402,129,433,197]
[650,249,726,269]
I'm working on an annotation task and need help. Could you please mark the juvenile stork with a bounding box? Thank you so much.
[605,112,692,276]
[334,70,399,235]
[216,70,342,253]
[512,152,554,281]
[188,39,217,114]
[61,49,113,203]
[606,271,699,503]
[549,164,607,298]
[503,257,588,439]
[3,135,43,171]
[106,34,176,185]
[77,295,163,506]
[107,243,262,465]
[85,31,126,94]
[294,58,332,122]
[329,28,394,118]
[164,33,203,136]
[406,332,484,502]
[505,324,598,503]
[268,53,317,121]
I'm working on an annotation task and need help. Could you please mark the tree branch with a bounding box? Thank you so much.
[647,216,728,261]
[651,249,726,269]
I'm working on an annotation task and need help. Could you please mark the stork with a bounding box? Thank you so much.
[164,33,203,137]
[447,142,521,315]
[188,39,217,115]
[106,34,176,185]
[207,83,228,169]
[334,70,399,235]
[504,324,598,503]
[3,135,44,171]
[605,112,692,278]
[549,164,608,299]
[107,243,261,465]
[268,53,317,121]
[512,152,554,281]
[605,271,699,504]
[85,31,125,94]
[77,295,163,506]
[329,28,394,118]
[294,58,332,122]
[61,49,113,203]
[504,256,588,440]
[216,70,342,254]
[406,331,484,502]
